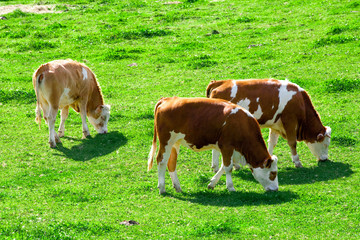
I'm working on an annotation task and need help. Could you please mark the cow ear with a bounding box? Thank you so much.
[264,158,273,168]
[317,133,324,141]
[95,106,102,114]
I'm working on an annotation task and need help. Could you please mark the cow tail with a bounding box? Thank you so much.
[147,99,163,171]
[34,73,43,129]
[206,80,223,98]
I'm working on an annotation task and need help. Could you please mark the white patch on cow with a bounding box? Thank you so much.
[166,131,220,153]
[256,97,260,102]
[88,106,110,134]
[169,171,182,192]
[251,155,279,191]
[305,134,331,161]
[230,107,239,115]
[158,131,185,166]
[252,104,263,119]
[230,80,238,100]
[264,81,297,125]
[82,67,88,80]
[59,88,74,108]
[236,98,251,111]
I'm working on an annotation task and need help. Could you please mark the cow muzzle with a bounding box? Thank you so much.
[265,187,278,192]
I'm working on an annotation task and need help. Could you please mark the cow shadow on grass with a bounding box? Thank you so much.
[167,190,298,207]
[231,160,353,185]
[167,160,352,206]
[53,131,127,161]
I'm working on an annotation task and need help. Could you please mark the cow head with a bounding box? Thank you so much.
[88,105,111,134]
[251,155,278,191]
[306,126,331,161]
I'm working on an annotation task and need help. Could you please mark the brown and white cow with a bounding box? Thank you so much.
[33,59,110,148]
[147,97,278,194]
[206,79,331,170]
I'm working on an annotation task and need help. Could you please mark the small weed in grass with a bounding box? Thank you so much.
[324,79,360,92]
[313,35,358,48]
[187,54,217,69]
[332,136,357,147]
[108,28,172,40]
[0,89,35,104]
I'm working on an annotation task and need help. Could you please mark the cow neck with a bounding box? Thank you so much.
[86,76,104,115]
[238,143,270,168]
[298,91,325,142]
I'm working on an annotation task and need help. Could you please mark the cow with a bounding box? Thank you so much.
[147,97,278,194]
[33,59,110,148]
[206,79,331,171]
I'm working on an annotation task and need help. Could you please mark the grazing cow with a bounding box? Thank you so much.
[33,59,110,148]
[147,97,278,194]
[206,79,331,170]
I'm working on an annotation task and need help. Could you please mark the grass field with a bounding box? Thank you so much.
[0,0,359,239]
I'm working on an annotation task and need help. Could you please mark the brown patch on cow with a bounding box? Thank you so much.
[269,171,277,181]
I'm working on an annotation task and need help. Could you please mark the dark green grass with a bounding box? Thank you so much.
[0,0,360,239]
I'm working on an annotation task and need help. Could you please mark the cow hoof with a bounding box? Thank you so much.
[207,184,215,190]
[295,162,303,168]
[82,134,90,139]
[174,187,182,193]
[58,131,64,137]
[227,187,236,192]
[49,142,56,148]
[55,136,62,143]
[234,164,241,171]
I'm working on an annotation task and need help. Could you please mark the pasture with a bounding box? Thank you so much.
[0,0,359,239]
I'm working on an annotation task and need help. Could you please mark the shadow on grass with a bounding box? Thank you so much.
[232,160,353,185]
[53,131,127,161]
[167,190,298,207]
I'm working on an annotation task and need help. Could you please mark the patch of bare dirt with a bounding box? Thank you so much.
[0,4,61,15]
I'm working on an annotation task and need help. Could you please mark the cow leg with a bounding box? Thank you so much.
[208,164,225,189]
[211,149,221,173]
[79,102,90,138]
[40,102,50,125]
[156,142,173,194]
[287,139,302,168]
[210,147,236,192]
[58,106,69,137]
[168,144,182,193]
[222,148,236,191]
[233,153,245,171]
[47,106,60,148]
[268,128,279,155]
[282,120,303,168]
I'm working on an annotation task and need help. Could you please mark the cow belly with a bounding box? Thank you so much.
[180,138,220,152]
[59,88,75,109]
[261,119,286,137]
[168,131,219,152]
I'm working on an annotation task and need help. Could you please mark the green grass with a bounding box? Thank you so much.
[0,0,359,239]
